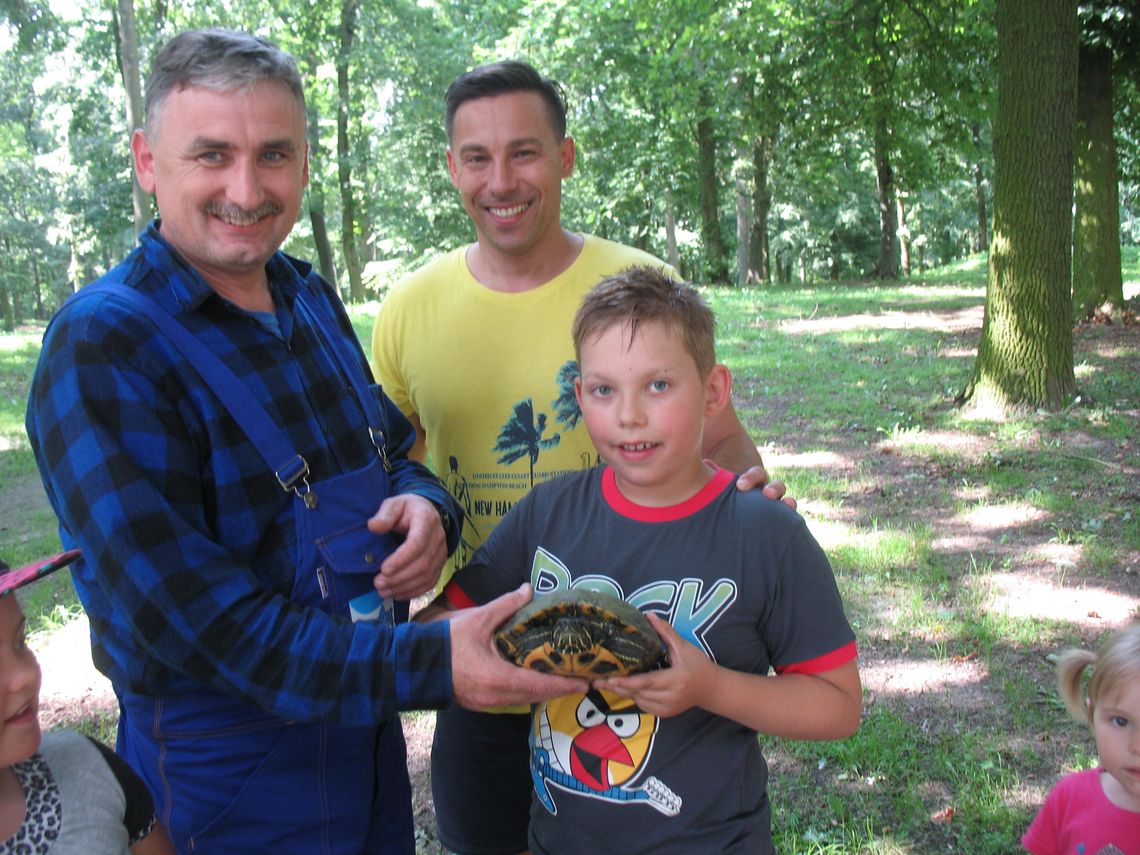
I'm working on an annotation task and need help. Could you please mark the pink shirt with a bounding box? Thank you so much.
[1023,767,1140,854]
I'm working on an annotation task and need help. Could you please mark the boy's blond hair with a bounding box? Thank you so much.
[572,266,717,376]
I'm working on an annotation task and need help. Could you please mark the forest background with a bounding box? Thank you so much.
[1,0,1136,320]
[2,0,1139,852]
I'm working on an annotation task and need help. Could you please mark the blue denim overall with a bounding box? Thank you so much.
[90,284,415,854]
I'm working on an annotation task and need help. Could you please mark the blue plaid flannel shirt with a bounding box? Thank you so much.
[26,223,457,725]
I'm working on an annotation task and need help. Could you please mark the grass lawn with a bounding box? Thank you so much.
[1,248,1137,852]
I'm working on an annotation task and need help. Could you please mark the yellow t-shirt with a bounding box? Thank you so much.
[372,235,670,585]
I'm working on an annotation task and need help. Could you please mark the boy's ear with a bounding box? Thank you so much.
[705,364,732,416]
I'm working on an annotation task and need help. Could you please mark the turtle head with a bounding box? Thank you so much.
[551,616,593,654]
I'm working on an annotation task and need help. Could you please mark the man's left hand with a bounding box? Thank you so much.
[367,494,448,599]
[734,464,797,510]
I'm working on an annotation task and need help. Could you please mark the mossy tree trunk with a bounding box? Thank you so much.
[958,0,1078,413]
[1072,42,1124,318]
[748,134,773,285]
[696,109,729,285]
[873,114,899,280]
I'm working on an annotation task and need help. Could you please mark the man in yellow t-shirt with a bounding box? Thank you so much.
[371,61,790,855]
[373,236,668,575]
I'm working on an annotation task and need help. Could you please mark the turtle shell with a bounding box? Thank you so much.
[494,590,667,678]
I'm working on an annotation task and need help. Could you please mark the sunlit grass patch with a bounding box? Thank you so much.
[828,521,933,581]
[770,704,1029,853]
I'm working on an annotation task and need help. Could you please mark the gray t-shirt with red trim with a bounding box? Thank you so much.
[449,466,857,855]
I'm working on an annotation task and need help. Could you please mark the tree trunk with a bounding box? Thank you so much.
[1,234,13,330]
[897,196,910,277]
[114,0,150,235]
[749,135,772,284]
[958,0,1077,413]
[0,278,13,332]
[337,0,364,303]
[310,200,338,287]
[873,116,898,279]
[30,253,43,319]
[971,122,990,253]
[1072,42,1124,318]
[735,173,749,287]
[696,109,728,284]
[663,202,681,274]
[296,54,339,290]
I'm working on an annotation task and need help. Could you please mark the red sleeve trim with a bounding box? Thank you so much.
[442,580,477,610]
[775,640,858,675]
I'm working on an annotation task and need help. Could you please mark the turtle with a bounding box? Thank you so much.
[494,590,668,678]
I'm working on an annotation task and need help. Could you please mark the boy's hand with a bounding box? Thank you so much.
[594,613,715,718]
[734,464,797,510]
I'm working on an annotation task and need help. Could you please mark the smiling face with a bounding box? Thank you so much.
[131,81,309,306]
[445,90,574,268]
[575,319,730,507]
[0,595,42,768]
[1091,673,1140,812]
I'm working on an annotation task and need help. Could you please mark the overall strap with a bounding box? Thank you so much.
[78,283,314,499]
[294,287,391,472]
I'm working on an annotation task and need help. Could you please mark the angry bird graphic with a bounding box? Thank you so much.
[529,687,681,816]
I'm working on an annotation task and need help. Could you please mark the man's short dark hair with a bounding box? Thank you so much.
[144,28,306,137]
[444,60,568,143]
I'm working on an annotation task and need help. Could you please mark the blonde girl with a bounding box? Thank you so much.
[1022,619,1140,854]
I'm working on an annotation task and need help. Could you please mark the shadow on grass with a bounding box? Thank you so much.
[708,279,1138,851]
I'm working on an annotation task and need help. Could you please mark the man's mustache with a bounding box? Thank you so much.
[203,201,283,225]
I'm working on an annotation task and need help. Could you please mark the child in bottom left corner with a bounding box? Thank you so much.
[0,552,175,854]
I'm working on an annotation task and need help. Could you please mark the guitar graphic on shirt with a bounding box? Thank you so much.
[528,688,681,817]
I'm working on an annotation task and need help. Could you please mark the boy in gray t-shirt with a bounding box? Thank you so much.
[419,267,861,853]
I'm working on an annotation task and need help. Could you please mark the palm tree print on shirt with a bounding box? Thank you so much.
[551,360,582,431]
[493,398,561,487]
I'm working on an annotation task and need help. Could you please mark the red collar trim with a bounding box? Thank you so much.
[601,466,735,522]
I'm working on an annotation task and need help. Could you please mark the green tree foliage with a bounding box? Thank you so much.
[0,5,70,326]
[1,0,1135,322]
[789,0,998,281]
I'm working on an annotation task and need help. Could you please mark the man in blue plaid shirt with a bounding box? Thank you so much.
[25,29,582,855]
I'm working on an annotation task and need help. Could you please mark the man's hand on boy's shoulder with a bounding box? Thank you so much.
[730,464,798,511]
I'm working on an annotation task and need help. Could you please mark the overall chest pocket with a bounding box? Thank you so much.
[313,521,400,622]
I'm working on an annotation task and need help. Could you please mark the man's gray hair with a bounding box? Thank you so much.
[144,28,306,136]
